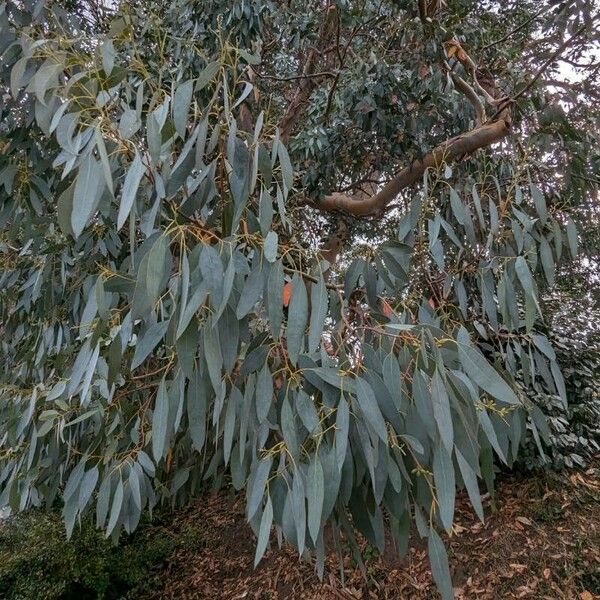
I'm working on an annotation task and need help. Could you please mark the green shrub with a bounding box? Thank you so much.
[522,307,600,470]
[0,509,179,599]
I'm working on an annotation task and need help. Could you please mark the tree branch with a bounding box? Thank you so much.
[491,24,589,119]
[317,115,511,217]
[481,6,550,51]
[314,28,512,218]
[449,69,486,125]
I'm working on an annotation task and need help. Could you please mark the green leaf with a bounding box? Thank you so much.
[151,378,169,462]
[264,231,278,263]
[551,360,567,409]
[214,253,235,321]
[335,397,350,471]
[72,155,104,238]
[456,449,484,521]
[433,442,455,533]
[101,39,116,75]
[236,265,263,319]
[457,330,519,405]
[531,334,555,360]
[173,80,194,138]
[256,362,273,423]
[539,236,555,287]
[291,471,306,555]
[355,377,387,442]
[431,370,454,452]
[296,390,320,436]
[129,467,142,510]
[117,151,145,230]
[203,319,223,393]
[254,495,273,567]
[57,181,75,237]
[565,217,578,257]
[131,320,170,369]
[278,143,293,192]
[187,372,206,451]
[10,56,28,98]
[146,234,170,306]
[196,60,220,91]
[515,256,541,316]
[267,260,284,338]
[307,455,324,544]
[94,128,114,194]
[308,271,328,352]
[287,274,308,365]
[247,457,272,520]
[106,478,123,536]
[428,527,454,600]
[530,184,547,225]
[223,390,237,465]
[311,367,356,393]
[259,190,273,236]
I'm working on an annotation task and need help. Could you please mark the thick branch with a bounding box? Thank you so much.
[449,70,486,124]
[318,115,511,216]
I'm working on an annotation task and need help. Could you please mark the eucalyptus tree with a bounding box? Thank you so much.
[1,1,599,596]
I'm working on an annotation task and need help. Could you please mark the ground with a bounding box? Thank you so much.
[137,463,600,600]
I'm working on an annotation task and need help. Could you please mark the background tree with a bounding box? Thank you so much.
[1,1,598,597]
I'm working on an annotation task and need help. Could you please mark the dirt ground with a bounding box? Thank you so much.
[140,464,600,600]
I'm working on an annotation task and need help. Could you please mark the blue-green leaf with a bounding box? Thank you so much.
[433,442,455,533]
[151,378,169,462]
[117,151,145,230]
[428,527,454,600]
[287,274,308,365]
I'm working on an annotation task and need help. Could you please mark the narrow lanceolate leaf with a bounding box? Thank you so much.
[187,372,206,451]
[94,128,114,194]
[515,256,541,314]
[264,231,278,263]
[286,274,308,365]
[236,266,263,319]
[254,495,273,566]
[106,478,124,536]
[255,362,273,423]
[530,184,547,225]
[129,467,142,510]
[335,396,350,470]
[146,234,170,306]
[307,455,325,544]
[551,360,567,409]
[267,260,284,339]
[152,378,169,462]
[117,151,145,230]
[355,377,387,442]
[247,457,272,520]
[291,471,306,555]
[278,143,293,191]
[173,80,194,138]
[457,330,519,405]
[539,236,555,287]
[565,217,578,258]
[203,321,223,393]
[428,527,454,600]
[433,442,455,533]
[456,449,484,521]
[431,370,454,453]
[308,271,328,352]
[72,155,104,238]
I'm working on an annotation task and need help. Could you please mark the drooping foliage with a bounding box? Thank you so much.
[0,1,599,596]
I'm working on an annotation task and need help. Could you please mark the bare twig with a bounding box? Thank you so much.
[481,6,551,51]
